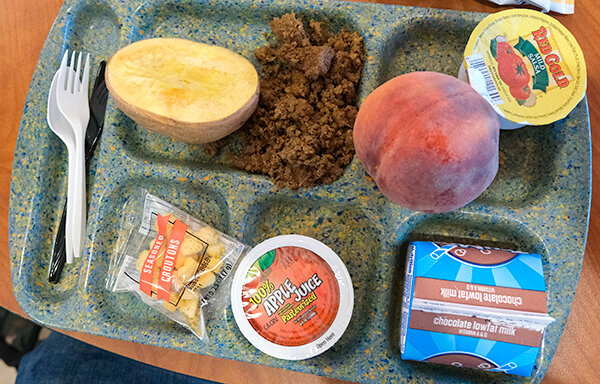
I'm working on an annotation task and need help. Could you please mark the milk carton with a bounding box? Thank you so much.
[400,241,554,377]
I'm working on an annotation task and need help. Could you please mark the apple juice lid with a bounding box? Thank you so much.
[230,235,353,360]
[463,9,586,126]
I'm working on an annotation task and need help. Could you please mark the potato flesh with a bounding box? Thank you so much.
[108,38,258,123]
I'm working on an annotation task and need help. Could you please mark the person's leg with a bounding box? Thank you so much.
[0,308,41,368]
[17,332,219,384]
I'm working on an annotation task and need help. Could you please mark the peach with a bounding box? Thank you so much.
[353,72,500,213]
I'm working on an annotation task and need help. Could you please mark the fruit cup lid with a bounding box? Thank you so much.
[230,235,354,360]
[463,9,586,126]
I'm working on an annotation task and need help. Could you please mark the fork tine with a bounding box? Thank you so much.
[81,53,91,93]
[67,51,76,93]
[58,51,69,91]
[75,52,83,93]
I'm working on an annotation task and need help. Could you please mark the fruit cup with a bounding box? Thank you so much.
[459,9,586,130]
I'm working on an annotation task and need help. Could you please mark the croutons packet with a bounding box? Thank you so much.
[107,190,247,342]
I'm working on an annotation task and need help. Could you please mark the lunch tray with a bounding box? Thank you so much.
[9,0,591,383]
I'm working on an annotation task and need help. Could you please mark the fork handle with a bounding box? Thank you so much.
[65,142,76,264]
[49,129,91,282]
[69,123,86,258]
[49,142,78,280]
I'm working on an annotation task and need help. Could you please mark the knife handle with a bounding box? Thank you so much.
[49,200,68,283]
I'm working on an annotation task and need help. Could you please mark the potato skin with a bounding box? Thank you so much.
[106,77,259,144]
[353,72,500,213]
[105,38,259,144]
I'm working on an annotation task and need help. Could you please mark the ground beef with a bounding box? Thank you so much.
[221,13,364,189]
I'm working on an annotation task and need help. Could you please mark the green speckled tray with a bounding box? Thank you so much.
[9,0,591,383]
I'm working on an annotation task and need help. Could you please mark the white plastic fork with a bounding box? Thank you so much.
[47,69,76,264]
[55,51,91,258]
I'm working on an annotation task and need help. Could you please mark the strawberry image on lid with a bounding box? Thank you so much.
[461,9,587,127]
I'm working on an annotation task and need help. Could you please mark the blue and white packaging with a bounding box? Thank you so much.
[400,241,554,377]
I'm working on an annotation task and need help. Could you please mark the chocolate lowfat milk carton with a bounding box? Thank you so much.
[400,241,554,377]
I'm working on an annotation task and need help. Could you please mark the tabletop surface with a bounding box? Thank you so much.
[1,0,598,383]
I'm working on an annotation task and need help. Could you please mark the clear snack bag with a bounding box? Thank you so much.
[107,191,247,342]
[486,0,550,12]
[549,0,574,14]
[486,0,574,14]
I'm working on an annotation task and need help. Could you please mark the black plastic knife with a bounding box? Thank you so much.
[49,61,108,284]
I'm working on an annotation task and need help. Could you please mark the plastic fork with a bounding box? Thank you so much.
[55,51,91,258]
[47,69,77,264]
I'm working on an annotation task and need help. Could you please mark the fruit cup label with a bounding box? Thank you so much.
[240,246,340,347]
[464,9,586,125]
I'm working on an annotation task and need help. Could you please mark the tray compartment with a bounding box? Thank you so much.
[386,211,551,379]
[76,173,239,335]
[378,15,479,83]
[117,0,364,169]
[479,124,561,207]
[394,211,549,254]
[242,194,383,347]
[111,107,236,168]
[377,14,562,209]
[16,136,83,303]
[82,175,233,297]
[100,290,193,336]
[64,0,122,62]
[13,0,125,305]
[130,0,361,46]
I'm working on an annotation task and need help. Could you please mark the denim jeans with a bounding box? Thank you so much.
[17,332,219,384]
